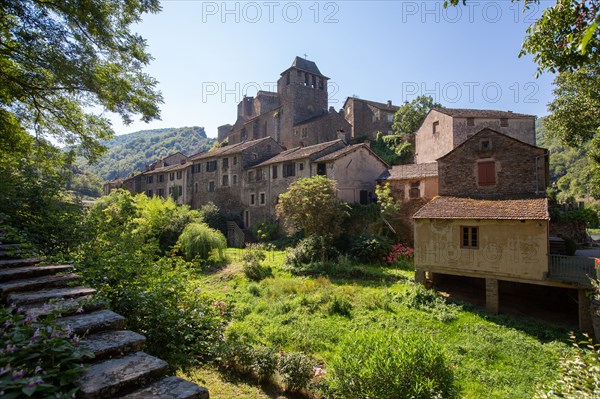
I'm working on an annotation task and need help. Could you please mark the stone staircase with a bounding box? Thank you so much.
[0,243,209,399]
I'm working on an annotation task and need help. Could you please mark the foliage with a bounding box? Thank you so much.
[77,126,214,182]
[249,346,278,383]
[285,235,340,273]
[535,333,600,399]
[0,306,92,399]
[68,172,104,198]
[277,351,314,392]
[1,0,163,163]
[327,330,460,399]
[403,284,460,322]
[349,234,390,264]
[242,244,272,281]
[74,190,228,365]
[393,95,443,135]
[177,222,227,263]
[252,218,280,243]
[383,243,415,268]
[276,176,348,238]
[327,295,353,317]
[370,131,413,165]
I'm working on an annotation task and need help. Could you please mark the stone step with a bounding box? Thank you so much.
[56,309,126,335]
[0,257,43,268]
[0,249,36,260]
[0,273,82,295]
[0,243,24,250]
[0,264,73,283]
[77,352,169,399]
[118,376,209,399]
[23,295,104,319]
[80,330,146,361]
[6,286,96,306]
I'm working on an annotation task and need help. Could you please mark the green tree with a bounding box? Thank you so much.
[1,0,163,161]
[275,176,348,238]
[392,95,443,135]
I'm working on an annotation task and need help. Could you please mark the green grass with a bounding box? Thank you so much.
[588,228,600,235]
[188,248,572,399]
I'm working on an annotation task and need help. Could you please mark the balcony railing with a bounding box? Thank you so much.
[547,255,597,286]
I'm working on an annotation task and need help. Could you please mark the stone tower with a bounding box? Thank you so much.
[277,57,329,145]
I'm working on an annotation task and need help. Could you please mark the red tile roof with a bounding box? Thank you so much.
[413,196,549,220]
[432,108,534,118]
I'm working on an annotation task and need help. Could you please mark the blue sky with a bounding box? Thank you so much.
[110,0,556,138]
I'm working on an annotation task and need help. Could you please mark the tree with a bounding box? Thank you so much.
[1,0,163,161]
[445,0,600,75]
[275,176,348,238]
[392,95,443,136]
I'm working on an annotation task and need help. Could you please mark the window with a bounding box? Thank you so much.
[478,161,496,186]
[248,171,254,181]
[233,156,238,165]
[317,163,326,176]
[301,127,308,138]
[372,115,378,123]
[467,117,474,126]
[208,181,215,192]
[146,189,153,196]
[256,169,262,181]
[272,165,278,179]
[409,181,421,199]
[259,192,266,205]
[193,164,202,173]
[461,226,479,249]
[222,175,229,186]
[169,172,174,181]
[283,163,296,177]
[359,190,368,205]
[480,139,492,151]
[176,171,182,179]
[298,162,304,171]
[500,118,508,127]
[157,188,165,197]
[387,114,393,123]
[206,160,217,172]
[158,174,164,183]
[147,176,153,184]
[222,158,229,170]
[233,175,238,185]
[433,121,440,134]
[250,193,255,206]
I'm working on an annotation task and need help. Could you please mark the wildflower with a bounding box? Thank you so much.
[34,366,43,374]
[72,336,80,345]
[12,370,25,380]
[27,377,44,387]
[76,307,84,314]
[195,287,201,293]
[31,328,41,341]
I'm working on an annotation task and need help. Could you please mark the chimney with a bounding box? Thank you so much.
[329,106,335,113]
[387,100,392,107]
[337,129,348,144]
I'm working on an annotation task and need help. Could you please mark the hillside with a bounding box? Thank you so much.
[78,126,216,181]
[536,117,595,202]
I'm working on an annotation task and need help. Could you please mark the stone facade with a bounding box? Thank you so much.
[437,128,548,198]
[342,97,399,139]
[415,108,536,164]
[222,57,351,150]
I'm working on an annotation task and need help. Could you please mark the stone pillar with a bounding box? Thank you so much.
[485,278,499,314]
[578,289,593,334]
[415,269,426,285]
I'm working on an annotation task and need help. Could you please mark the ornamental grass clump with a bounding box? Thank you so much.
[177,222,227,262]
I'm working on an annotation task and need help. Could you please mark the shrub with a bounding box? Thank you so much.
[0,307,92,399]
[177,222,227,262]
[327,330,460,399]
[278,351,314,392]
[403,284,459,322]
[242,244,272,281]
[349,234,390,264]
[252,218,280,242]
[564,236,577,256]
[250,346,278,383]
[327,295,353,317]
[535,333,600,398]
[383,243,415,267]
[285,235,340,273]
[199,202,227,235]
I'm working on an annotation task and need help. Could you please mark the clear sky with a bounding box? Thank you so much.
[109,0,556,138]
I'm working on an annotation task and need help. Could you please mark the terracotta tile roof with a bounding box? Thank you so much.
[189,137,276,161]
[432,108,534,118]
[413,196,549,220]
[254,140,343,166]
[343,97,399,111]
[381,162,438,180]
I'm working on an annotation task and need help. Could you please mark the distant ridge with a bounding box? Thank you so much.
[78,126,216,181]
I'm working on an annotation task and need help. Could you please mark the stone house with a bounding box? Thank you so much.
[222,57,351,150]
[415,108,536,164]
[186,137,285,216]
[412,129,595,331]
[342,97,399,139]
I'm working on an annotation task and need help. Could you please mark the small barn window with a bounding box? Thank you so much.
[500,118,508,127]
[433,121,440,134]
[461,226,478,249]
[478,161,496,186]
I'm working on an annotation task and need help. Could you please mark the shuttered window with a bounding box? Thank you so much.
[478,161,496,186]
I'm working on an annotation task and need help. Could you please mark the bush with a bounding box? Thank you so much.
[564,236,577,256]
[278,351,314,392]
[349,234,390,264]
[327,295,353,317]
[242,244,272,281]
[535,333,600,398]
[0,307,92,398]
[285,235,340,273]
[199,202,227,235]
[177,222,227,262]
[252,218,280,242]
[403,284,460,322]
[327,330,460,399]
[250,346,278,383]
